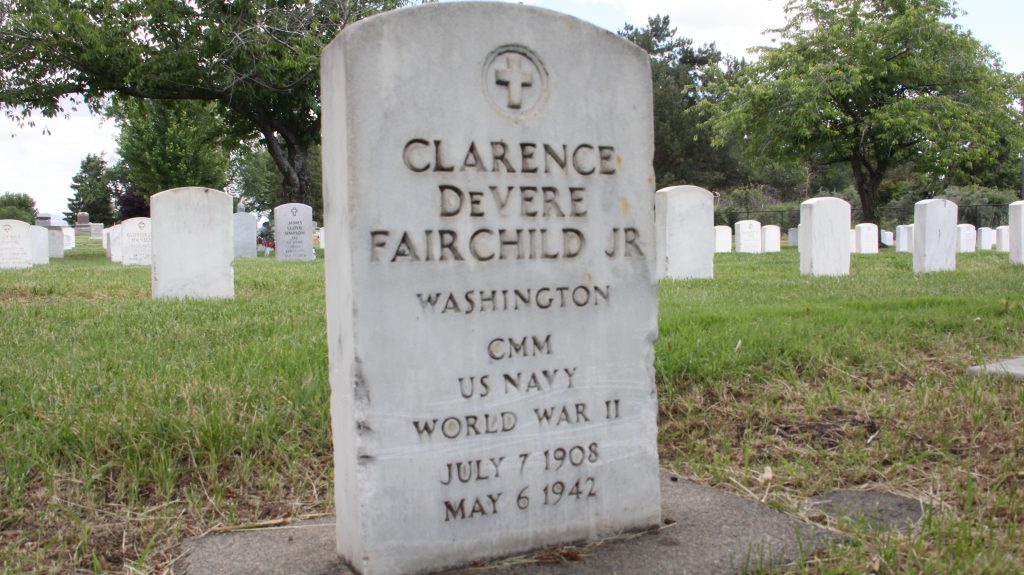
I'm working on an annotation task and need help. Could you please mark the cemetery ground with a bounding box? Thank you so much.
[2,240,1023,574]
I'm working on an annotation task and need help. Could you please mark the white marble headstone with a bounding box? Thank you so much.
[121,217,153,266]
[854,223,878,254]
[29,225,49,265]
[977,227,996,250]
[151,187,234,299]
[895,225,913,253]
[62,227,75,250]
[799,197,850,276]
[734,220,762,253]
[714,225,732,253]
[48,229,65,259]
[1011,201,1024,265]
[233,212,258,258]
[0,220,33,269]
[109,224,123,262]
[655,185,714,279]
[996,225,1010,252]
[273,203,315,261]
[913,199,957,273]
[787,227,798,247]
[761,225,781,252]
[880,230,894,247]
[90,223,104,239]
[956,223,976,253]
[322,5,661,573]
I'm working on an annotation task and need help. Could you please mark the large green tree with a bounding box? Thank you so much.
[65,154,116,224]
[0,192,37,224]
[0,0,408,206]
[705,0,1024,222]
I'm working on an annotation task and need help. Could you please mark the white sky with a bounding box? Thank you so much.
[2,0,1021,217]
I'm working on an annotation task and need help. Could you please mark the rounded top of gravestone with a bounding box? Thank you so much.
[76,212,90,224]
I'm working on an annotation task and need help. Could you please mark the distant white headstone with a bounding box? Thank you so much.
[29,225,49,265]
[799,197,850,276]
[62,227,75,250]
[880,230,894,247]
[109,224,123,262]
[0,220,33,269]
[895,225,914,252]
[761,224,781,252]
[151,187,234,299]
[734,220,762,253]
[655,185,714,279]
[787,227,799,247]
[317,227,326,250]
[233,212,258,258]
[956,223,977,253]
[1011,201,1024,265]
[977,227,996,250]
[102,227,110,250]
[274,203,314,261]
[996,225,1010,252]
[90,223,104,239]
[48,229,64,259]
[913,199,956,273]
[854,223,878,254]
[714,225,732,253]
[322,5,661,572]
[121,217,153,266]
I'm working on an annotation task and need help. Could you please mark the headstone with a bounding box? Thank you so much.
[1011,200,1024,265]
[318,227,327,251]
[121,217,153,266]
[761,224,781,253]
[90,223,104,239]
[854,223,878,254]
[0,220,33,269]
[848,229,856,250]
[102,227,110,249]
[34,215,52,228]
[787,227,799,247]
[956,223,976,253]
[62,227,76,250]
[47,229,65,259]
[977,227,996,250]
[321,5,661,573]
[880,230,894,247]
[151,187,235,299]
[75,211,92,234]
[109,224,124,263]
[29,225,49,265]
[996,225,1010,252]
[273,203,315,261]
[233,212,258,258]
[799,197,850,276]
[913,199,956,273]
[714,225,732,253]
[655,185,714,279]
[734,220,762,253]
[895,225,913,253]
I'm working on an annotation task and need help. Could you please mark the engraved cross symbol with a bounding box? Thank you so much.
[290,207,298,217]
[494,55,533,109]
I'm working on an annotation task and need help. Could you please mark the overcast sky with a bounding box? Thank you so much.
[2,0,1021,217]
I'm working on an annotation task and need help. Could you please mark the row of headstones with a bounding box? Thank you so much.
[0,223,86,268]
[656,186,1024,279]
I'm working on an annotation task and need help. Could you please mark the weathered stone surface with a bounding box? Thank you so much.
[121,217,152,266]
[175,472,845,575]
[274,203,314,261]
[967,357,1024,380]
[761,225,781,253]
[1011,201,1024,265]
[714,225,732,253]
[655,185,714,279]
[233,212,258,259]
[0,220,32,269]
[799,197,850,277]
[810,490,928,532]
[956,223,976,253]
[151,187,234,300]
[854,223,878,254]
[734,220,761,253]
[895,225,913,253]
[913,199,956,273]
[29,225,49,265]
[322,5,660,573]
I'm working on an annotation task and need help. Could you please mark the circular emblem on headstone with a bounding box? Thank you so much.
[137,221,146,230]
[2,224,10,233]
[483,45,548,118]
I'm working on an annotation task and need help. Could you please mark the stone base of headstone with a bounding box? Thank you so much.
[966,357,1024,380]
[174,471,845,575]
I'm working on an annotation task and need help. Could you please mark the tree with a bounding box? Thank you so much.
[0,192,37,223]
[704,0,1024,223]
[0,0,409,206]
[231,142,323,220]
[108,98,232,196]
[107,162,150,220]
[65,154,116,224]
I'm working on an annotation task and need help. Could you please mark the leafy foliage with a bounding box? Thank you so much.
[704,0,1024,222]
[0,192,37,223]
[65,154,116,224]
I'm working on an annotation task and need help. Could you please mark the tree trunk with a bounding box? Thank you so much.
[850,153,888,225]
[261,126,312,206]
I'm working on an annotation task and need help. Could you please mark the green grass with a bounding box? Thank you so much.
[1,240,1023,573]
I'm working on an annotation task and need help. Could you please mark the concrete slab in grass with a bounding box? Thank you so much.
[174,471,845,575]
[967,357,1024,380]
[809,490,929,532]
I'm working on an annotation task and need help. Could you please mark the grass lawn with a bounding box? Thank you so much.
[1,239,1023,573]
